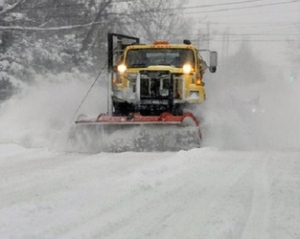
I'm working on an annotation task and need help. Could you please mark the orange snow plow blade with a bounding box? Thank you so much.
[67,112,201,153]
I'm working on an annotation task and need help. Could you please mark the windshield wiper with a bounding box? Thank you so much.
[156,63,172,66]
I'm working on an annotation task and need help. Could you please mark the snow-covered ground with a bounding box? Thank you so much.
[1,144,300,239]
[1,71,300,238]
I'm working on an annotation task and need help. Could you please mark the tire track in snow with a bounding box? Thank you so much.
[1,147,299,239]
[63,150,262,239]
[0,150,175,239]
[230,155,270,239]
[155,151,261,239]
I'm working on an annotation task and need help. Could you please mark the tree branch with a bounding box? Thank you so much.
[0,0,27,17]
[81,0,113,52]
[0,21,105,31]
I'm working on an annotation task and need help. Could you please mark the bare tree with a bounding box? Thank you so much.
[0,0,27,18]
[0,0,193,76]
[0,0,191,45]
[81,0,113,52]
[119,0,191,43]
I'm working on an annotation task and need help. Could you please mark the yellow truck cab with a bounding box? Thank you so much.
[111,38,217,116]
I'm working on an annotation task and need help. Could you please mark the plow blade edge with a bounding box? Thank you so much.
[67,112,201,153]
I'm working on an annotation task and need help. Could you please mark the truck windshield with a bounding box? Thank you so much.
[125,48,195,68]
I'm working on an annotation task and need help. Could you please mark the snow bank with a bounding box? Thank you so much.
[0,144,26,157]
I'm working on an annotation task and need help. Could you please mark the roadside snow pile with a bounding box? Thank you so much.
[0,144,27,158]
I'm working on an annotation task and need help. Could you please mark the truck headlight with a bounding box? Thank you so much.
[117,64,127,73]
[183,64,192,74]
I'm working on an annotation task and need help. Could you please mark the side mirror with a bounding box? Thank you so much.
[209,51,218,73]
[209,66,217,73]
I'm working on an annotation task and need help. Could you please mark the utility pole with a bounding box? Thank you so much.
[206,21,210,49]
[226,28,230,59]
[222,27,230,60]
[197,28,201,49]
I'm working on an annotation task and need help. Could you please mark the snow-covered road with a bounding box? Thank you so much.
[1,72,300,238]
[1,144,300,239]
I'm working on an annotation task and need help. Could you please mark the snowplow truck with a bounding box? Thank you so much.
[68,33,217,153]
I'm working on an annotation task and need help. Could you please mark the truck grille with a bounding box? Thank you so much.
[139,70,182,100]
